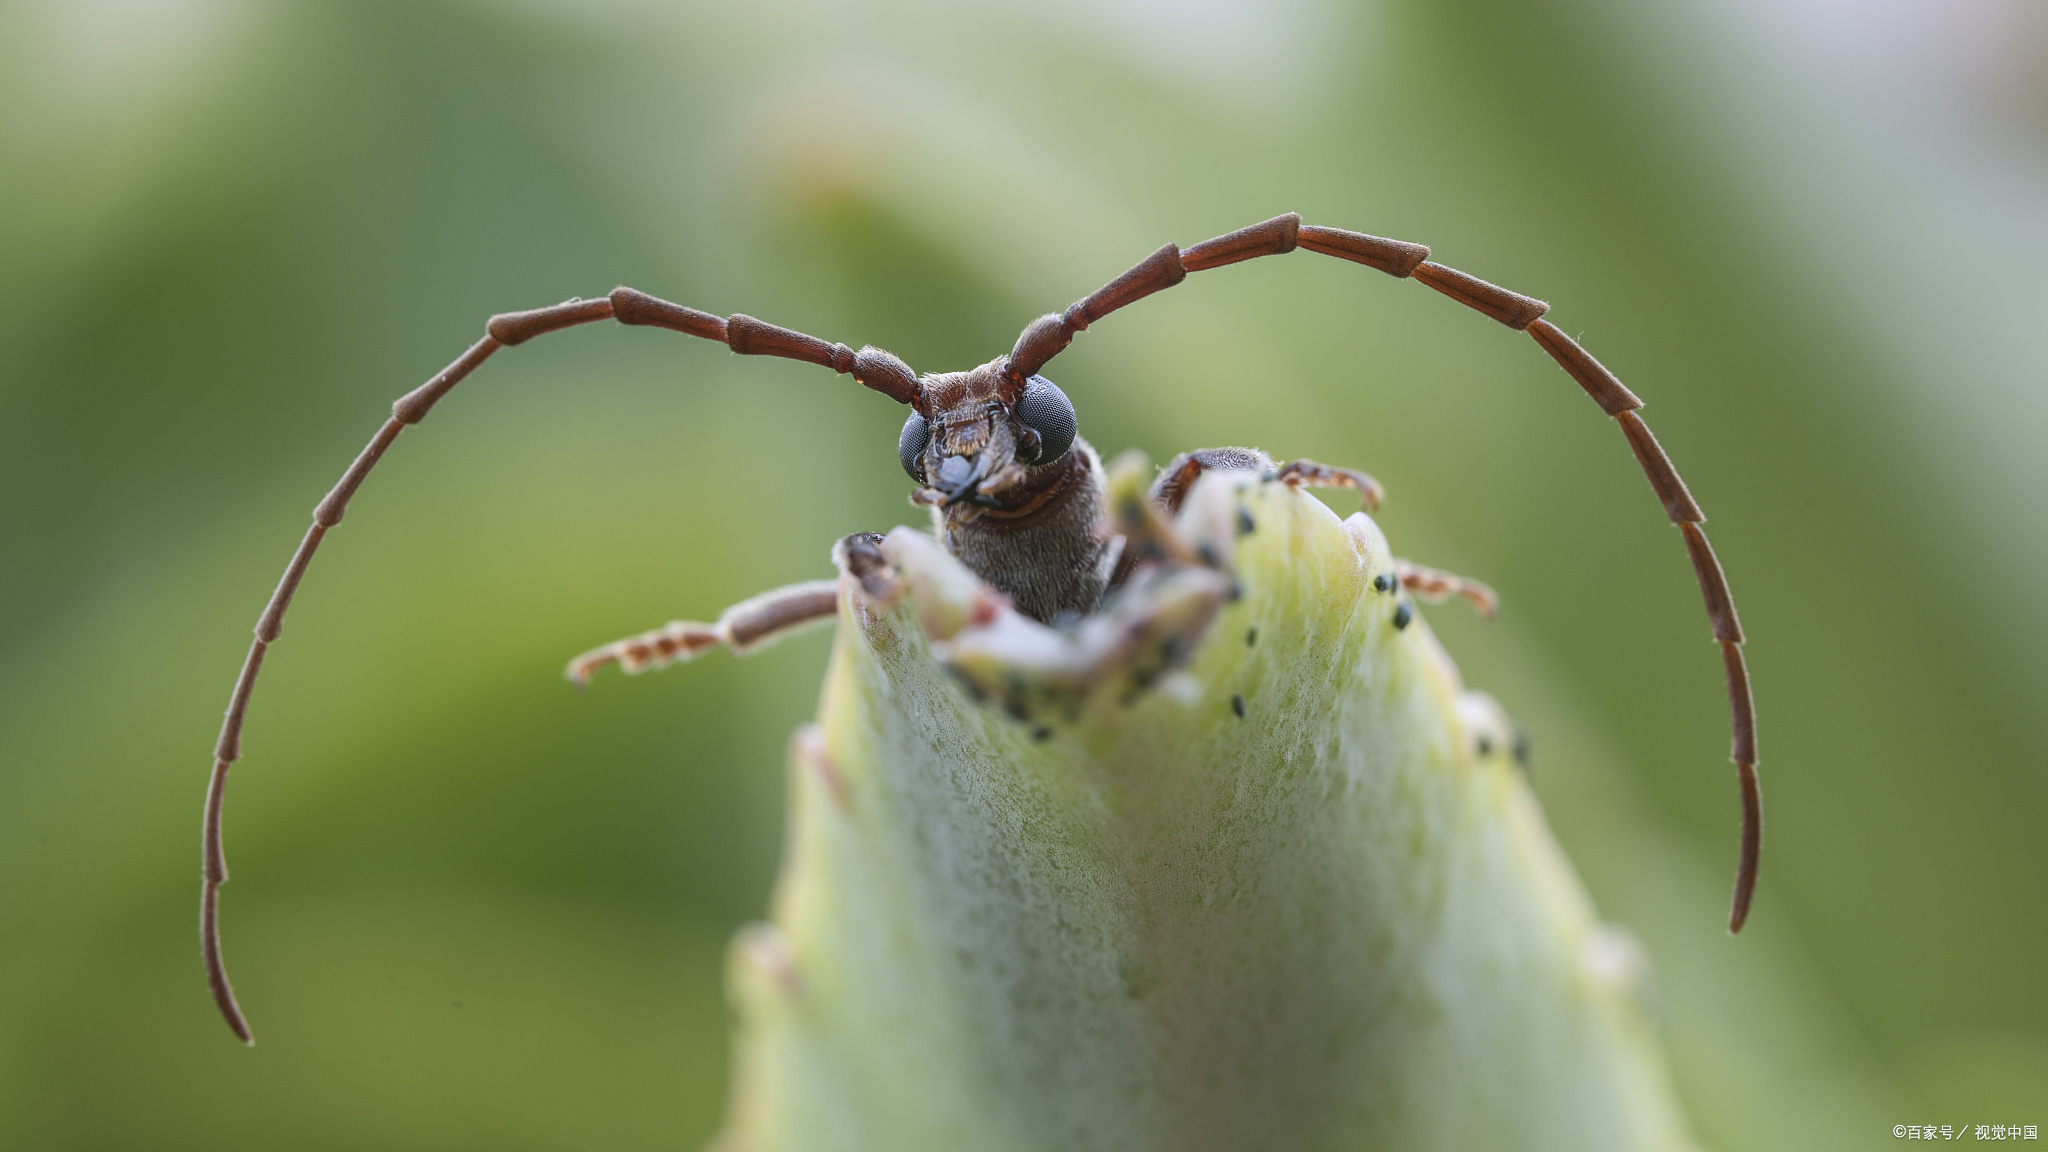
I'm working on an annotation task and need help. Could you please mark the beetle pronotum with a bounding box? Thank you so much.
[200,212,1759,1044]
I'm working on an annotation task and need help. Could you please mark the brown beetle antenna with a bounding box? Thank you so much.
[200,289,916,1043]
[1011,213,1763,934]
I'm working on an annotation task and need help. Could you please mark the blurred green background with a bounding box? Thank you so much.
[3,0,2044,1147]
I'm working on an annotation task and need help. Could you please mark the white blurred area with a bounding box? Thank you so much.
[1694,0,2047,396]
[1669,0,2048,608]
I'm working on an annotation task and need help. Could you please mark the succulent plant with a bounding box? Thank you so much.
[713,458,1696,1152]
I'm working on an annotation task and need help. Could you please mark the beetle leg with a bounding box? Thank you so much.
[1393,558,1499,620]
[1275,459,1385,511]
[864,521,1228,726]
[1150,449,1384,517]
[565,579,840,688]
[935,564,1231,724]
[1150,447,1273,516]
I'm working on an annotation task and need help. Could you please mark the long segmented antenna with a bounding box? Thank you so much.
[202,289,919,1042]
[208,216,1763,1042]
[1006,212,1763,933]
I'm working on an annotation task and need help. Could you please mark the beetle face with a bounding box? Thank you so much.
[900,361,1078,512]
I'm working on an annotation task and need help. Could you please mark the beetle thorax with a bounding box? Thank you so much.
[908,360,1107,622]
[939,438,1111,624]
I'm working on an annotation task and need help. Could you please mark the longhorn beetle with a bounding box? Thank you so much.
[200,212,1760,1044]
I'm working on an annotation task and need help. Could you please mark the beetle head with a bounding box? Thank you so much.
[899,359,1078,513]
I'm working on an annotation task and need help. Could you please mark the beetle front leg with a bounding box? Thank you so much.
[1275,458,1384,511]
[1150,447,1272,515]
[565,579,840,687]
[1151,448,1384,516]
[1393,558,1499,619]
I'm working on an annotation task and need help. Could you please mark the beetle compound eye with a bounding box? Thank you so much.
[899,411,931,483]
[1015,376,1077,465]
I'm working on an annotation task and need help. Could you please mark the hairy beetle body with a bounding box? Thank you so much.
[941,437,1111,624]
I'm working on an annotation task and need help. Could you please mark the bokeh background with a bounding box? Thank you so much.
[3,0,2044,1147]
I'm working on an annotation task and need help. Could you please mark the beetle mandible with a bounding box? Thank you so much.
[198,211,1760,1044]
